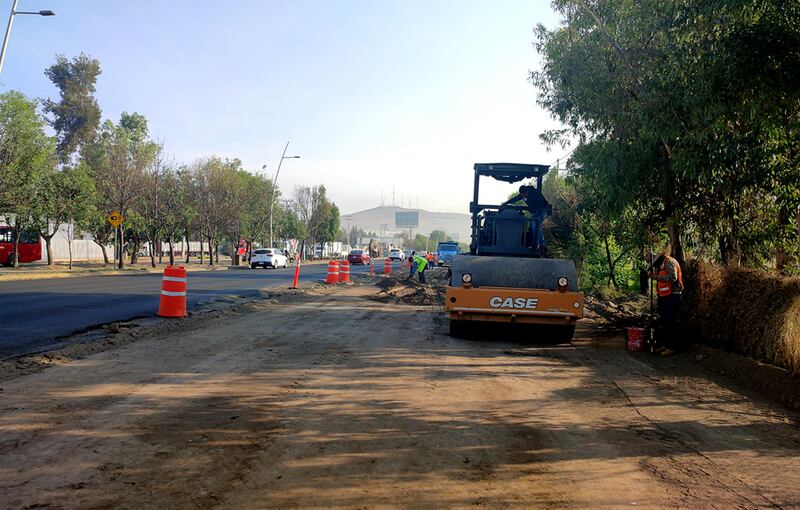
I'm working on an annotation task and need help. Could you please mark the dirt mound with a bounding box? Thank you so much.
[375,278,400,291]
[371,276,442,306]
[583,294,649,333]
[682,260,800,373]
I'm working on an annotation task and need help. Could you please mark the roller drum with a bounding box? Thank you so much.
[450,255,579,292]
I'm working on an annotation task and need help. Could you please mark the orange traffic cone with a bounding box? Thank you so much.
[383,257,392,274]
[339,260,350,283]
[326,260,339,284]
[157,266,187,317]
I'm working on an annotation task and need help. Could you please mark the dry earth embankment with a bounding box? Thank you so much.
[682,261,800,374]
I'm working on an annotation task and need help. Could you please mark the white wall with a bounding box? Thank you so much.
[42,224,112,263]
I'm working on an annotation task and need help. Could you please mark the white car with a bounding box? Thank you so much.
[388,248,405,261]
[250,248,288,269]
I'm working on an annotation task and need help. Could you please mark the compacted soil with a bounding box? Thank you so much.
[1,280,798,509]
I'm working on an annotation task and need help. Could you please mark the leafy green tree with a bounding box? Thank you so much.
[319,203,340,244]
[81,203,114,265]
[534,0,800,276]
[45,165,95,268]
[158,169,193,266]
[277,207,307,242]
[185,157,243,265]
[239,171,278,255]
[81,114,159,269]
[122,210,147,265]
[292,184,336,258]
[0,91,54,266]
[43,53,102,161]
[31,164,97,265]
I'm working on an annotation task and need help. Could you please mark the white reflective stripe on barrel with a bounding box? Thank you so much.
[161,290,186,297]
[162,276,187,283]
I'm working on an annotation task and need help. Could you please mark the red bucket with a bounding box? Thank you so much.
[627,327,646,352]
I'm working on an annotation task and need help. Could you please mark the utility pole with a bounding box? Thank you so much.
[269,141,300,247]
[345,215,353,246]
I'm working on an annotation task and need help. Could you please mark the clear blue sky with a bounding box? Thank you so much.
[1,0,569,214]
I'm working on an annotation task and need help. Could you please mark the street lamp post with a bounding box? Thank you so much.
[0,0,55,76]
[344,215,353,246]
[269,140,300,247]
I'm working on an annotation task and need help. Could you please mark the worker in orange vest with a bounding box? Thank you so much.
[649,242,684,356]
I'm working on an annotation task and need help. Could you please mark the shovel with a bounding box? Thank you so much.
[647,245,657,353]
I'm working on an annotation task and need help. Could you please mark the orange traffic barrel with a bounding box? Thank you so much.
[383,257,392,274]
[326,260,339,284]
[157,266,187,317]
[339,260,350,283]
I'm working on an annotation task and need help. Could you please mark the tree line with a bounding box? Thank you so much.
[0,54,341,268]
[533,0,800,290]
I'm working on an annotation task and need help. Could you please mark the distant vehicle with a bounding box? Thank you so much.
[437,241,459,266]
[389,248,405,261]
[347,249,371,265]
[403,249,413,260]
[250,248,288,269]
[0,226,41,266]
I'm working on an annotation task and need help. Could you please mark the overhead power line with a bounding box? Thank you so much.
[549,145,578,170]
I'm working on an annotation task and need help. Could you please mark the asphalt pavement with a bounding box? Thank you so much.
[0,261,385,359]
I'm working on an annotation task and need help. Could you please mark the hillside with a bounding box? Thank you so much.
[343,206,470,242]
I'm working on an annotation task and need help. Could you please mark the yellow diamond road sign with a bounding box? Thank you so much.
[107,211,124,228]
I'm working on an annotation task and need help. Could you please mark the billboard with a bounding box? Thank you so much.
[395,211,419,228]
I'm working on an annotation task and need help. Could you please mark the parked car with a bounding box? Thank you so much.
[389,248,405,261]
[250,248,288,269]
[347,249,371,265]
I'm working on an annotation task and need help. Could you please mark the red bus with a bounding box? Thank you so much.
[0,226,42,266]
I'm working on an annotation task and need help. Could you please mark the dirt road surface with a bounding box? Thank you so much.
[1,281,799,509]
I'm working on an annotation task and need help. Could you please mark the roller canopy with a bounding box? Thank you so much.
[473,163,550,183]
[450,255,579,292]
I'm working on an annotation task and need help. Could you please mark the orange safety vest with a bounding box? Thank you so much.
[656,256,684,297]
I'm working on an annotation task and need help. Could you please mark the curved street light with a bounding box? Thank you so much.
[0,1,56,76]
[269,141,300,247]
